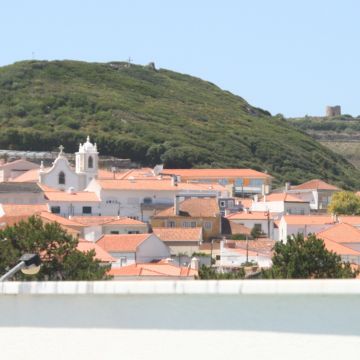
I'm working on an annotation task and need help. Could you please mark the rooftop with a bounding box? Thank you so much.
[161,168,272,179]
[152,227,202,242]
[316,223,360,244]
[44,191,100,202]
[282,215,335,225]
[71,216,146,226]
[291,179,340,191]
[154,198,219,218]
[108,261,197,277]
[77,240,116,262]
[0,182,43,193]
[260,193,307,203]
[96,233,152,252]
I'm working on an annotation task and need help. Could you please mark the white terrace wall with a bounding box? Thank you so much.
[0,280,360,360]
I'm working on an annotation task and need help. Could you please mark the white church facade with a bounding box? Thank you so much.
[39,137,99,191]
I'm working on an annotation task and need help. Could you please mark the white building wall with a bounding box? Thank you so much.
[109,252,136,267]
[230,219,274,239]
[0,281,359,360]
[48,201,102,217]
[136,234,170,263]
[83,225,103,242]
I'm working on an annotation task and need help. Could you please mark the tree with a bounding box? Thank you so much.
[251,225,262,240]
[328,191,360,215]
[0,216,111,280]
[197,265,245,280]
[262,233,357,279]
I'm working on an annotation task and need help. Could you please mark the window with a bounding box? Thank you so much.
[220,201,226,207]
[235,179,243,186]
[183,221,197,228]
[218,178,228,186]
[51,206,60,214]
[58,171,65,185]
[249,179,264,187]
[82,206,92,214]
[254,223,262,232]
[167,220,176,228]
[143,197,152,205]
[204,221,212,230]
[128,231,140,234]
[88,156,93,169]
[110,231,119,234]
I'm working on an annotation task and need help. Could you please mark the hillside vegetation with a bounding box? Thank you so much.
[0,60,360,189]
[288,116,360,168]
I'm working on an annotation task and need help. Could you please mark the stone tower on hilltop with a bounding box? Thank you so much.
[325,105,341,117]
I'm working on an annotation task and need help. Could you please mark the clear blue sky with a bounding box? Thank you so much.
[1,0,359,117]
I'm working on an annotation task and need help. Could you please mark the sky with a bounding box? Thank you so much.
[1,0,359,117]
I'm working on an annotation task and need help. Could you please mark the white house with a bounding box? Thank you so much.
[96,233,170,267]
[44,189,102,217]
[225,211,275,239]
[286,179,340,212]
[85,178,223,221]
[39,136,99,191]
[279,214,336,242]
[251,193,310,216]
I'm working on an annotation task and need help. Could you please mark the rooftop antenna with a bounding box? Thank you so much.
[127,56,133,67]
[32,51,35,60]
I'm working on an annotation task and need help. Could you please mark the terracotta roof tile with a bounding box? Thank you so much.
[322,238,360,256]
[260,193,307,203]
[316,223,360,244]
[282,215,335,225]
[71,216,146,226]
[161,168,272,179]
[10,168,41,182]
[154,198,219,218]
[152,227,202,242]
[292,179,340,191]
[77,240,116,262]
[226,211,272,220]
[44,191,100,202]
[96,233,151,252]
[97,179,219,191]
[108,262,197,277]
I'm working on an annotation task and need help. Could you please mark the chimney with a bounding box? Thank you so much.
[190,257,199,271]
[174,196,180,215]
[285,182,291,192]
[254,194,258,203]
[261,184,265,196]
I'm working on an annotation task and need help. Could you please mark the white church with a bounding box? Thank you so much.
[39,136,99,191]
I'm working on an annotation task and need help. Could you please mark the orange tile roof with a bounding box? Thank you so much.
[10,168,41,182]
[226,211,271,220]
[39,211,85,227]
[316,223,360,244]
[97,179,219,191]
[282,215,335,225]
[0,159,39,169]
[96,233,151,252]
[37,183,59,192]
[154,198,219,218]
[97,169,129,180]
[260,193,307,203]
[70,216,146,226]
[322,238,360,256]
[1,204,48,217]
[236,197,252,209]
[292,179,340,191]
[44,191,100,202]
[77,240,116,262]
[0,204,49,228]
[118,168,157,180]
[161,168,272,179]
[338,216,360,226]
[108,262,197,277]
[152,227,202,242]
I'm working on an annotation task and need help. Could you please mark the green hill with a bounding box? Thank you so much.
[0,60,359,189]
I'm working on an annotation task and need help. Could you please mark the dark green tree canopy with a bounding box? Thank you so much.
[263,233,357,279]
[0,216,111,280]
